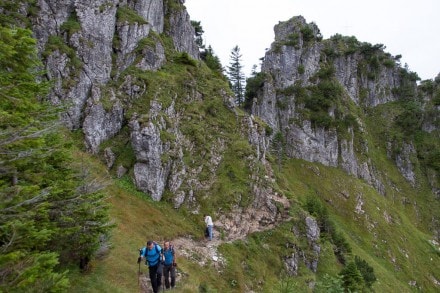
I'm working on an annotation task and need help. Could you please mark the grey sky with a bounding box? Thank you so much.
[185,0,439,80]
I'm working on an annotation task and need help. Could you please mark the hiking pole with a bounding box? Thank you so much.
[137,249,142,287]
[138,261,140,286]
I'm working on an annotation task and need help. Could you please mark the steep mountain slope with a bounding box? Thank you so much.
[248,15,440,291]
[2,1,439,292]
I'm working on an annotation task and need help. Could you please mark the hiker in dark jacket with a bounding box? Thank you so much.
[162,241,176,289]
[139,240,163,293]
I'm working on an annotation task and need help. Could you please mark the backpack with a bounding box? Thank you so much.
[163,242,175,265]
[140,242,162,261]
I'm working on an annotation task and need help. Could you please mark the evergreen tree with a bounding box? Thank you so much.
[354,255,377,288]
[191,21,223,74]
[314,274,345,293]
[339,261,364,292]
[201,45,223,73]
[0,25,111,291]
[245,67,265,110]
[191,20,205,51]
[227,45,245,106]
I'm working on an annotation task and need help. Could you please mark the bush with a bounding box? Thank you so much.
[354,256,377,288]
[174,52,197,66]
[339,261,364,292]
[116,6,147,24]
[314,274,344,293]
[300,26,315,43]
[60,13,81,37]
[245,72,266,110]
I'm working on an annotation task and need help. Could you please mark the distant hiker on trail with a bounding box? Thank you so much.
[139,240,163,293]
[204,214,214,241]
[163,241,176,289]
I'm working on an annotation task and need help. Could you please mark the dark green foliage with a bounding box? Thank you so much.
[304,196,351,264]
[201,45,223,73]
[325,34,360,57]
[245,72,266,110]
[304,196,331,231]
[42,35,83,80]
[0,0,38,27]
[300,25,315,43]
[340,113,358,131]
[60,12,81,38]
[359,43,385,57]
[414,132,440,173]
[330,231,351,264]
[275,276,297,292]
[433,88,440,106]
[227,45,245,106]
[354,256,377,288]
[0,26,111,292]
[382,58,395,68]
[392,67,419,99]
[314,274,344,293]
[116,6,147,25]
[285,33,300,47]
[174,52,197,66]
[339,261,364,292]
[302,75,343,129]
[191,20,205,50]
[394,100,423,134]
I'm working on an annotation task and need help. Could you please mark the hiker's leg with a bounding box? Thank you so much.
[163,265,170,289]
[170,266,176,288]
[208,225,213,240]
[156,272,162,291]
[149,265,158,293]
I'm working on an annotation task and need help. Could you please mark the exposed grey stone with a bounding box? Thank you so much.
[395,142,416,186]
[305,216,321,272]
[130,114,170,201]
[126,0,164,33]
[167,5,199,60]
[104,147,116,169]
[305,216,320,243]
[252,16,396,193]
[83,86,124,153]
[117,165,128,178]
[284,253,299,276]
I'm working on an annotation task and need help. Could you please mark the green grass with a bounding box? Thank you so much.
[278,158,440,292]
[65,142,440,292]
[65,21,439,292]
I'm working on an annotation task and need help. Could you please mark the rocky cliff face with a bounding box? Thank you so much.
[252,16,426,193]
[10,0,290,237]
[27,0,198,153]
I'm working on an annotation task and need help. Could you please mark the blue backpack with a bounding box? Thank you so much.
[139,242,162,266]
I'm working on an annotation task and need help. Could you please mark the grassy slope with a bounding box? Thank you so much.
[66,36,439,293]
[67,145,439,292]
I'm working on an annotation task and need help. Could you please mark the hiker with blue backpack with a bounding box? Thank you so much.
[162,241,176,289]
[138,240,164,293]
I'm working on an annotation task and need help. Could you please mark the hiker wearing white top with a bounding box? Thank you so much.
[204,214,213,241]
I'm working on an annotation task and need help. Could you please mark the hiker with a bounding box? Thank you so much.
[163,241,176,289]
[139,240,163,293]
[204,214,213,241]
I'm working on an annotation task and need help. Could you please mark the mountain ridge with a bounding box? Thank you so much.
[1,0,439,291]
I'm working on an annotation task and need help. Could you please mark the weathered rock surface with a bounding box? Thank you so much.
[252,16,420,191]
[28,0,197,151]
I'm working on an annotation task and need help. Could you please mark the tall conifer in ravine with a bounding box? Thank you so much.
[227,45,245,106]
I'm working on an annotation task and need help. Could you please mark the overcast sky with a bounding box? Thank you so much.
[185,0,440,80]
